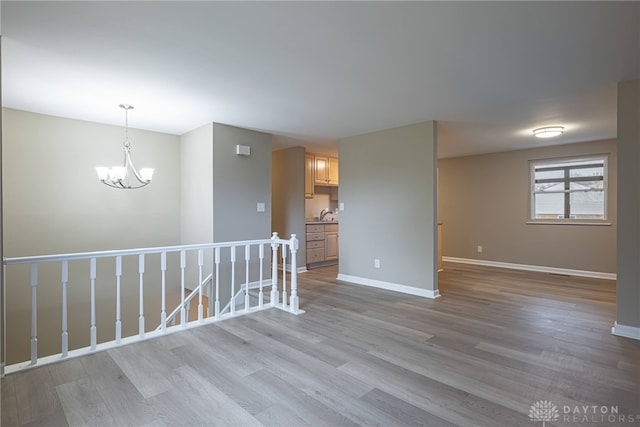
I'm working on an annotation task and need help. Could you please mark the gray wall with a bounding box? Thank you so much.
[272,146,306,270]
[212,123,272,242]
[616,79,640,330]
[438,139,617,274]
[180,123,214,245]
[338,121,438,294]
[2,108,182,363]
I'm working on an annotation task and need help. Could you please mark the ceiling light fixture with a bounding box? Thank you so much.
[533,126,564,139]
[96,104,154,189]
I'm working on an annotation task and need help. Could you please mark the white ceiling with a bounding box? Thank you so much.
[2,2,638,158]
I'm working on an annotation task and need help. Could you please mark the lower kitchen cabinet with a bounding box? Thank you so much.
[306,223,339,268]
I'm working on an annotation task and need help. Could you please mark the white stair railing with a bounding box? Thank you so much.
[1,232,301,376]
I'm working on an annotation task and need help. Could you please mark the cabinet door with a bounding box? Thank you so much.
[305,154,315,198]
[314,156,329,184]
[328,157,339,186]
[325,232,339,260]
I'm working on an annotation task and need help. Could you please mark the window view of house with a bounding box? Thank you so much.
[531,156,606,220]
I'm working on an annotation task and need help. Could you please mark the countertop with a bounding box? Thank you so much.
[306,219,339,225]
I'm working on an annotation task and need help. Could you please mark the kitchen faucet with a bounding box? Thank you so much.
[319,208,332,221]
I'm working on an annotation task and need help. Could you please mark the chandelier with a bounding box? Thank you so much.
[96,104,154,189]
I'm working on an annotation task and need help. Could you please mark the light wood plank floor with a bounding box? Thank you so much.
[2,263,639,426]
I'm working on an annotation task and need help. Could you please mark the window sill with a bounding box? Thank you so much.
[526,221,611,226]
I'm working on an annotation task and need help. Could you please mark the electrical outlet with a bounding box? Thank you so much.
[374,259,380,268]
[257,202,265,212]
[477,245,483,253]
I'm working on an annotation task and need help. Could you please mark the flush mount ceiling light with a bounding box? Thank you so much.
[96,104,154,189]
[533,126,564,139]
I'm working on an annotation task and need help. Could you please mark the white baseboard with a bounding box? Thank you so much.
[442,256,616,281]
[282,264,308,274]
[336,274,440,299]
[612,322,640,341]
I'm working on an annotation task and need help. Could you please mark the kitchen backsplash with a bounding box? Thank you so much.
[306,188,339,219]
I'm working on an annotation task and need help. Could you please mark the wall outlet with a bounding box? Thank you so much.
[374,259,380,268]
[339,202,345,211]
[477,245,483,253]
[257,202,265,212]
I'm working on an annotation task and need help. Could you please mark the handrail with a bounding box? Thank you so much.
[161,273,213,329]
[3,238,291,265]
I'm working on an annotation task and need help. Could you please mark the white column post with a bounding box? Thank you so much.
[258,243,264,308]
[160,252,167,332]
[271,232,279,306]
[230,246,236,315]
[281,242,288,309]
[61,261,69,357]
[198,249,204,321]
[30,263,38,365]
[115,256,122,343]
[138,254,145,338]
[289,234,300,313]
[89,258,97,350]
[214,247,220,318]
[180,250,186,326]
[244,245,250,310]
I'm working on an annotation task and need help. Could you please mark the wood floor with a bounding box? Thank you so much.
[2,263,639,426]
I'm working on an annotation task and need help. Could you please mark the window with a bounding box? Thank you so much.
[530,156,607,222]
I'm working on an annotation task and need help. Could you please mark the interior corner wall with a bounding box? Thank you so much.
[616,79,640,330]
[272,146,306,270]
[438,139,617,274]
[338,121,438,294]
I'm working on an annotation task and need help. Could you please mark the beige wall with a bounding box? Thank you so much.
[272,146,306,270]
[2,108,182,363]
[438,139,617,274]
[339,121,438,295]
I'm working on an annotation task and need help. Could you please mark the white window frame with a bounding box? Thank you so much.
[528,154,610,225]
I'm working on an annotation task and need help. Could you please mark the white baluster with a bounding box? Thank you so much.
[258,243,264,308]
[138,254,145,338]
[281,242,288,309]
[160,252,167,332]
[90,258,97,350]
[244,245,250,311]
[30,263,38,365]
[61,261,69,358]
[289,234,300,313]
[271,232,279,306]
[115,256,122,343]
[198,249,203,321]
[214,247,220,318]
[230,246,236,315]
[180,250,186,326]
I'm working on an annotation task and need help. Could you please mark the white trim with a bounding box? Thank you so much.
[336,274,440,299]
[612,322,640,341]
[442,257,616,281]
[284,264,308,274]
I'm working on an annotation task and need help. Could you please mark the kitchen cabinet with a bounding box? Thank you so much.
[305,153,315,198]
[312,155,338,186]
[306,222,339,267]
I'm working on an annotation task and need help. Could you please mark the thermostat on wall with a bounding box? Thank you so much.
[236,144,251,156]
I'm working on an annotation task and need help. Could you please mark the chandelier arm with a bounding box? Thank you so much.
[125,149,151,186]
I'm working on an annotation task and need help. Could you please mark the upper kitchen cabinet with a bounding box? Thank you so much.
[313,155,339,186]
[305,153,315,198]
